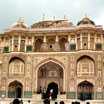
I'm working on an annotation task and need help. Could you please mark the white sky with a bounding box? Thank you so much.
[0,0,104,31]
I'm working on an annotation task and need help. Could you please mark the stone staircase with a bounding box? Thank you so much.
[0,95,104,104]
[0,99,104,104]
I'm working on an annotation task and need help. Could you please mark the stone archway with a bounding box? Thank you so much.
[8,80,23,98]
[37,61,63,94]
[77,80,94,101]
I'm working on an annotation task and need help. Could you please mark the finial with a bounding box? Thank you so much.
[18,17,24,23]
[53,16,55,20]
[64,15,67,20]
[84,13,88,18]
[42,14,45,21]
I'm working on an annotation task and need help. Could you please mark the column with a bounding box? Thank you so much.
[88,33,90,49]
[18,35,21,51]
[94,34,97,50]
[101,34,103,50]
[43,36,46,43]
[55,35,60,51]
[3,37,6,47]
[25,37,28,52]
[12,36,14,51]
[80,33,82,49]
[32,36,34,51]
[41,36,48,51]
[68,35,70,42]
[75,35,77,50]
[55,35,59,42]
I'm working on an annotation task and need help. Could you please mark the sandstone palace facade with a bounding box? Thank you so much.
[0,16,104,101]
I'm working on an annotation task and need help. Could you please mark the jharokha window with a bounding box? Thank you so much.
[9,58,25,76]
[77,56,94,77]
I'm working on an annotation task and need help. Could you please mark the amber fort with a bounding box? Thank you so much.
[0,16,104,104]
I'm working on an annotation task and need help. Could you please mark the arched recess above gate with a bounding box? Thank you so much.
[36,58,64,94]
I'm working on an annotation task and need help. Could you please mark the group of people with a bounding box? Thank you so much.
[11,99,31,104]
[41,88,57,100]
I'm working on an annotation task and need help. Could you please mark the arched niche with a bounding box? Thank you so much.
[9,57,25,76]
[77,56,94,77]
[37,61,63,93]
[77,80,94,101]
[8,80,23,98]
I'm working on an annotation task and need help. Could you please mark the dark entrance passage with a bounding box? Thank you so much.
[46,82,58,99]
[16,87,22,98]
[78,81,93,101]
[8,80,23,98]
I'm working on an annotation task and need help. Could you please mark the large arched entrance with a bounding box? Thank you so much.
[77,81,94,101]
[37,61,63,95]
[46,82,58,99]
[8,81,23,98]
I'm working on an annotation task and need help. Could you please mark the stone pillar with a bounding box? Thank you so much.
[94,34,97,50]
[55,35,59,42]
[18,35,21,51]
[43,36,46,43]
[12,36,14,51]
[32,36,34,51]
[25,37,28,52]
[68,35,70,42]
[75,35,77,50]
[88,33,90,49]
[66,35,70,51]
[54,36,60,51]
[80,33,82,49]
[41,36,48,51]
[3,38,6,47]
[101,34,103,50]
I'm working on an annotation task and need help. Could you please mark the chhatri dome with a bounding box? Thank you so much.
[10,17,28,29]
[77,16,95,26]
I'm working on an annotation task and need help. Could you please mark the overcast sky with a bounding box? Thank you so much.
[0,0,104,31]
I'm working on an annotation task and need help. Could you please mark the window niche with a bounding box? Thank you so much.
[70,44,76,51]
[95,43,102,50]
[77,56,94,77]
[9,58,25,76]
[3,46,9,53]
[26,45,32,52]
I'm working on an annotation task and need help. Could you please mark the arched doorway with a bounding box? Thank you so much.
[46,82,58,99]
[37,61,63,94]
[8,81,23,98]
[78,81,94,101]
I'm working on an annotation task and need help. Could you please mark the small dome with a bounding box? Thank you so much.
[11,17,28,29]
[77,16,95,26]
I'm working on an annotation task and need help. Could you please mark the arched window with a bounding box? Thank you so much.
[9,58,25,75]
[77,56,94,77]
